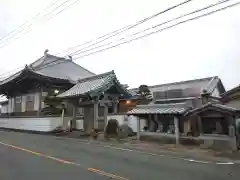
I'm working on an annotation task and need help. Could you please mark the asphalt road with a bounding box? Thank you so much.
[0,131,239,180]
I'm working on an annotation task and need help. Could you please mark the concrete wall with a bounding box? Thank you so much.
[0,117,83,132]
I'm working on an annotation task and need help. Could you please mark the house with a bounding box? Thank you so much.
[128,76,226,134]
[126,77,240,150]
[0,50,95,132]
[221,85,240,148]
[221,85,240,109]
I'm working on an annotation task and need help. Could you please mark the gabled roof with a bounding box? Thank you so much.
[127,103,189,115]
[185,103,240,116]
[57,71,131,98]
[130,76,225,98]
[0,52,95,86]
[221,85,240,98]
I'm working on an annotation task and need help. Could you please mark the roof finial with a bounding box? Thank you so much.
[44,49,49,56]
[68,55,72,61]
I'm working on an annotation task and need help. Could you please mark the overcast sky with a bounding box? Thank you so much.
[0,0,239,91]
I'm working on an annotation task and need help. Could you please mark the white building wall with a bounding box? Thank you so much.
[0,117,83,132]
[4,92,40,113]
[21,95,26,112]
[1,104,8,113]
[33,92,40,111]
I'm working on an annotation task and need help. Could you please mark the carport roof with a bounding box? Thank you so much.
[127,103,188,115]
[184,103,240,116]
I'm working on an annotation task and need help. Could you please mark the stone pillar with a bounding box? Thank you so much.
[72,106,77,130]
[149,114,154,132]
[137,116,141,141]
[174,116,180,145]
[228,116,237,151]
[197,115,203,135]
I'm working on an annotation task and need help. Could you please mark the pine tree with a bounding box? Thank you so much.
[136,85,153,104]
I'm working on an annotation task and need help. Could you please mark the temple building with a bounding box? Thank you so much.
[0,50,130,132]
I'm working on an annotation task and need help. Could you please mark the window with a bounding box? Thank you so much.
[26,95,35,111]
[15,96,22,112]
[15,96,21,103]
[26,95,34,102]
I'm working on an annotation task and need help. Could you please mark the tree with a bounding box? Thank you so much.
[136,84,153,104]
[42,89,63,115]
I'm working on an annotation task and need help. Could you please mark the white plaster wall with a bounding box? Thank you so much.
[107,115,147,133]
[0,117,70,132]
[7,98,14,113]
[21,95,26,112]
[33,92,40,111]
[1,104,8,113]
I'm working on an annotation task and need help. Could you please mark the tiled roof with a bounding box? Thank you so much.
[0,53,95,85]
[130,76,225,99]
[185,103,239,116]
[127,103,188,115]
[58,71,130,98]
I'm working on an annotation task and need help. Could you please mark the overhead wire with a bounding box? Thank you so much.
[0,0,81,49]
[70,0,232,57]
[1,0,238,78]
[32,0,238,70]
[57,0,194,55]
[0,0,61,43]
[0,0,193,77]
[72,0,239,59]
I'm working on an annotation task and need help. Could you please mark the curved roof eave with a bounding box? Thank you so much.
[0,67,73,88]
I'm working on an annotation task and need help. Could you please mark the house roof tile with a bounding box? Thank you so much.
[0,53,95,86]
[127,103,188,115]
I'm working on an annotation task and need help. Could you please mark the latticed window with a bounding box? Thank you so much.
[14,96,22,112]
[26,95,35,111]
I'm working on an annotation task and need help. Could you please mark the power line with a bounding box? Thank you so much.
[57,0,194,55]
[70,0,231,57]
[19,0,239,72]
[0,0,61,43]
[73,1,239,60]
[1,1,238,79]
[31,0,239,72]
[0,0,81,49]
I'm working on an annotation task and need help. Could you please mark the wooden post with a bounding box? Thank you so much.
[197,116,203,135]
[104,104,108,128]
[174,116,180,146]
[137,116,140,141]
[113,100,118,113]
[228,116,237,151]
[37,89,42,116]
[94,102,99,129]
[61,108,65,127]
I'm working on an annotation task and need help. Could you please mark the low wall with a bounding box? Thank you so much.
[0,116,83,132]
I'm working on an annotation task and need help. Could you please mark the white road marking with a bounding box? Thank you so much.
[183,159,210,164]
[216,162,235,165]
